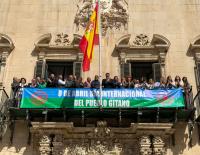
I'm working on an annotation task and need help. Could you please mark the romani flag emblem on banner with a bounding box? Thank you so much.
[79,3,99,72]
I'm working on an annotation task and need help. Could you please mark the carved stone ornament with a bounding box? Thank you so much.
[53,33,71,46]
[62,121,123,155]
[139,136,152,155]
[133,34,150,46]
[74,0,128,35]
[153,136,166,155]
[64,142,88,155]
[88,121,114,154]
[39,135,51,155]
[52,134,64,155]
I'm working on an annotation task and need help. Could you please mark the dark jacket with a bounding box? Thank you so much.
[65,80,75,88]
[47,78,57,87]
[91,80,100,88]
[75,82,84,88]
[112,81,122,88]
[124,81,134,88]
[102,79,113,88]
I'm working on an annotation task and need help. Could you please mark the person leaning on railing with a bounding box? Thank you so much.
[134,79,140,88]
[57,75,65,88]
[27,78,37,88]
[15,78,28,107]
[11,77,20,99]
[159,77,166,88]
[37,78,47,88]
[65,75,75,88]
[146,78,155,89]
[174,75,183,88]
[112,76,122,88]
[47,73,57,87]
[75,77,84,88]
[139,76,149,89]
[124,75,134,88]
[121,77,126,88]
[102,73,113,88]
[91,75,100,88]
[165,75,176,89]
[182,77,193,109]
[84,77,91,88]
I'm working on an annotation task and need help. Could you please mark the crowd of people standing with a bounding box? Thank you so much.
[11,73,192,90]
[11,73,193,107]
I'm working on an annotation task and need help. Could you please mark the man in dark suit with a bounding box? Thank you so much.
[102,73,113,88]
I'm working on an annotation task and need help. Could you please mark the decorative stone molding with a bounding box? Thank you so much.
[52,134,64,155]
[115,34,170,78]
[1,51,9,65]
[139,136,152,155]
[93,121,112,138]
[0,34,14,87]
[34,33,83,62]
[131,123,175,135]
[39,135,51,155]
[188,35,200,63]
[74,0,128,35]
[153,136,166,155]
[31,122,174,155]
[64,143,88,155]
[133,34,150,46]
[53,33,71,46]
[119,51,126,64]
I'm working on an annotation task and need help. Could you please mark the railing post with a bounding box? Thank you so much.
[26,109,30,121]
[174,107,178,123]
[81,110,85,126]
[137,108,142,123]
[118,109,122,127]
[156,107,160,123]
[42,109,48,122]
[63,110,67,122]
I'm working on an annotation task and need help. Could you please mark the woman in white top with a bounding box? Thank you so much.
[57,75,65,87]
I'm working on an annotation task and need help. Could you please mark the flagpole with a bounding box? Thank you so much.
[98,0,103,109]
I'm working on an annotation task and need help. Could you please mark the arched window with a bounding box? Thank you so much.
[0,34,14,86]
[33,33,83,79]
[115,34,170,81]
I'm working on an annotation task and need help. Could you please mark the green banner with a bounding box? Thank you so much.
[20,88,185,109]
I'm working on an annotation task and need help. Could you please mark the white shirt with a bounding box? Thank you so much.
[58,79,65,85]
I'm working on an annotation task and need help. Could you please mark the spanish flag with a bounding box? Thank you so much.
[79,3,99,72]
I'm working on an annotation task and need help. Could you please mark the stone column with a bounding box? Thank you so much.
[152,136,166,155]
[39,135,52,155]
[139,136,152,155]
[158,50,167,78]
[52,134,64,155]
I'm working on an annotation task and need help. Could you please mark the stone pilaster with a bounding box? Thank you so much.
[139,136,152,155]
[39,135,52,155]
[153,136,166,155]
[0,51,9,87]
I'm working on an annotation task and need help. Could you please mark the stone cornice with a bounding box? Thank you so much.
[31,122,175,137]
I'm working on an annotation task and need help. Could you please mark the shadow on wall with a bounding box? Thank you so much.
[171,123,199,155]
[0,121,33,155]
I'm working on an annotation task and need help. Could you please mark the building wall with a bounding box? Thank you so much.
[0,0,200,154]
[0,121,199,155]
[0,0,199,92]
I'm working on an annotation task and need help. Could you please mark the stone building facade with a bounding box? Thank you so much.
[0,0,200,154]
